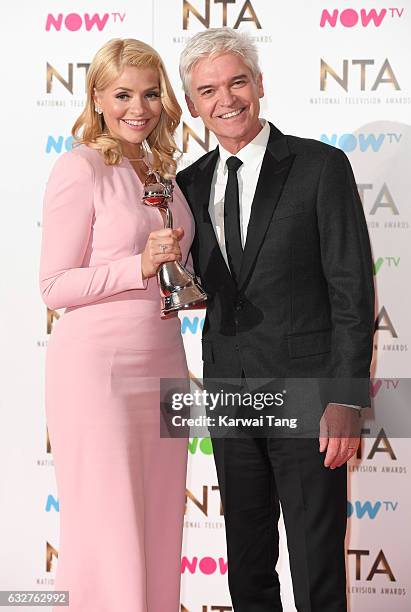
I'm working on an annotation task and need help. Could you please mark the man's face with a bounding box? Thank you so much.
[186,53,264,152]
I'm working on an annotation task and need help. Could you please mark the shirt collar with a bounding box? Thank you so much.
[218,119,270,172]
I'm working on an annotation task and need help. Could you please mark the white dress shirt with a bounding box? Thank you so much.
[208,119,270,267]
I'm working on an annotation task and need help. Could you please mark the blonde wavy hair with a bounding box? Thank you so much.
[72,38,182,178]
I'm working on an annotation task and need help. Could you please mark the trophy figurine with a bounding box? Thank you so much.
[142,170,207,317]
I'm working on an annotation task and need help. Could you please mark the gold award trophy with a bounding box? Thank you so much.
[142,171,207,317]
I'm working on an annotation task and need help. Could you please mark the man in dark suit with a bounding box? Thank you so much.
[177,28,374,612]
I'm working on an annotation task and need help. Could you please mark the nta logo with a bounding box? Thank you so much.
[356,428,397,461]
[357,183,399,216]
[46,542,58,572]
[45,13,126,32]
[47,62,89,94]
[183,0,261,30]
[347,549,395,581]
[375,306,398,338]
[320,58,400,91]
[47,307,60,335]
[320,8,404,28]
[183,123,211,154]
[186,485,223,516]
[47,427,52,453]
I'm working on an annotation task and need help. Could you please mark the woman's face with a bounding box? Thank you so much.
[94,65,163,154]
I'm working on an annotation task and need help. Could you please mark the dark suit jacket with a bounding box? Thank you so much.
[176,123,375,408]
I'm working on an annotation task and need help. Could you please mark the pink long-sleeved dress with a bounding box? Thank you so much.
[40,144,194,612]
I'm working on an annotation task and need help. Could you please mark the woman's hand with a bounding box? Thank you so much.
[141,227,184,279]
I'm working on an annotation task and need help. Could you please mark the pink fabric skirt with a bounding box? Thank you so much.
[45,301,188,612]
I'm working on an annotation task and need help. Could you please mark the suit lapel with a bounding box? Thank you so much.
[237,124,296,291]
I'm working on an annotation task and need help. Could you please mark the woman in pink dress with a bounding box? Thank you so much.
[39,39,194,612]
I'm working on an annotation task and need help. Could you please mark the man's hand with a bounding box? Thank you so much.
[319,403,362,469]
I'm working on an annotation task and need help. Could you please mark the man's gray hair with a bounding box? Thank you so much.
[179,28,261,96]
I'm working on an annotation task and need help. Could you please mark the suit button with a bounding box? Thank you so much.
[235,300,244,311]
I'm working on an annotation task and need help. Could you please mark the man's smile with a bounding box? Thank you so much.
[217,107,246,119]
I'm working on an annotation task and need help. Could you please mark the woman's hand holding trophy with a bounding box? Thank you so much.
[142,171,207,317]
[141,226,185,279]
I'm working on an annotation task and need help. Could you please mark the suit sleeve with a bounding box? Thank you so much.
[316,147,375,407]
[39,152,147,310]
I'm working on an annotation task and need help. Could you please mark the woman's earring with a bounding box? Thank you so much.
[95,105,103,114]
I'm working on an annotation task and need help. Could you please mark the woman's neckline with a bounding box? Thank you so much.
[122,156,151,188]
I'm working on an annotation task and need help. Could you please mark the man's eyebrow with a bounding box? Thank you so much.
[230,73,248,81]
[197,84,214,92]
[196,74,248,92]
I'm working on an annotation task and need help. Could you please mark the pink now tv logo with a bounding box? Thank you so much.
[320,7,404,28]
[181,556,228,575]
[45,13,126,32]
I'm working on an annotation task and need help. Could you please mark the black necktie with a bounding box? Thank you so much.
[224,156,243,283]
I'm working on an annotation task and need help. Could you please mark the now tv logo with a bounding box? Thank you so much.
[45,12,126,32]
[370,379,400,398]
[188,437,213,455]
[46,135,74,154]
[181,316,205,335]
[320,8,404,28]
[347,500,398,519]
[320,132,401,153]
[181,556,227,575]
[45,495,59,512]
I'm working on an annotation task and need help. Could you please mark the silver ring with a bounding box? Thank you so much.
[160,244,167,254]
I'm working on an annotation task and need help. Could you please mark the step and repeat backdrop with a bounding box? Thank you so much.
[1,1,410,610]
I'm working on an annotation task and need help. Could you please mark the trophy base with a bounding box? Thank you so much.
[161,287,207,318]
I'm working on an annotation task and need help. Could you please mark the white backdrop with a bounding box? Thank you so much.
[1,1,410,610]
